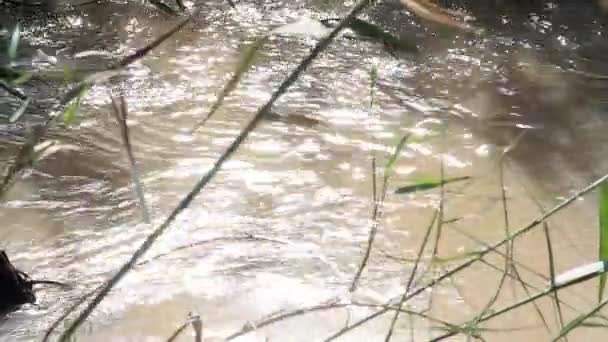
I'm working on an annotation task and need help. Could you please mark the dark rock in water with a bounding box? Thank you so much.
[0,251,35,315]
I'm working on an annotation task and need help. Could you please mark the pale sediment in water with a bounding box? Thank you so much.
[1,1,608,341]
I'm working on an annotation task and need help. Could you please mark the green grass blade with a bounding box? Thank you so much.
[8,24,20,62]
[578,322,608,328]
[395,176,470,194]
[599,181,608,302]
[9,97,30,123]
[431,250,484,264]
[192,17,334,133]
[11,71,32,85]
[63,90,86,124]
[553,300,608,341]
[385,134,411,175]
[0,66,31,85]
[191,36,269,132]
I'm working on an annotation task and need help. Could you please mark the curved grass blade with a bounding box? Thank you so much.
[330,172,608,342]
[599,181,608,302]
[8,24,20,62]
[9,97,30,123]
[63,89,86,124]
[553,299,608,342]
[191,17,332,133]
[385,133,411,176]
[10,71,32,85]
[395,176,470,194]
[191,36,269,133]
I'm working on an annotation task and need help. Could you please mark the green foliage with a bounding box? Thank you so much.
[395,176,470,194]
[385,134,411,176]
[63,89,86,124]
[8,24,20,62]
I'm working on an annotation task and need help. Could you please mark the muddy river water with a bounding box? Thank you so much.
[1,0,608,341]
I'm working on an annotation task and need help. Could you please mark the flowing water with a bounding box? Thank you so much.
[1,0,608,341]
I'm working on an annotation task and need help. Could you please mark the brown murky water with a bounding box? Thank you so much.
[1,0,608,341]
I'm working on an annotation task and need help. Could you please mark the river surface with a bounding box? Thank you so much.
[1,0,608,341]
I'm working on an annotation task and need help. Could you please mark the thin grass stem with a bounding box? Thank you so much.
[55,1,374,340]
[322,171,608,341]
[110,95,151,224]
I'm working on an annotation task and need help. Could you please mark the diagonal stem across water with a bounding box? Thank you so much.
[323,171,608,341]
[54,0,375,340]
